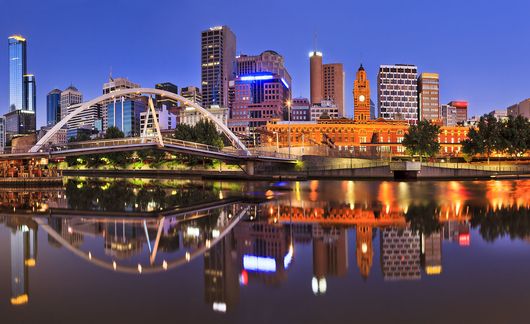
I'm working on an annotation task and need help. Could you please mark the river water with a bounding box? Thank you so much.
[1,178,530,323]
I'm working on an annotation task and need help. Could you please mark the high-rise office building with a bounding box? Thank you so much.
[24,74,36,112]
[155,82,179,109]
[418,73,440,122]
[107,97,146,137]
[181,86,203,106]
[291,97,310,121]
[228,72,291,135]
[309,51,323,105]
[4,110,36,140]
[201,26,236,109]
[323,63,345,117]
[356,225,373,279]
[0,117,5,153]
[353,64,371,121]
[507,99,530,119]
[377,64,419,125]
[370,99,376,119]
[380,227,421,281]
[237,50,292,88]
[46,89,62,126]
[448,100,468,123]
[422,232,442,275]
[60,86,83,119]
[8,35,27,112]
[102,77,141,131]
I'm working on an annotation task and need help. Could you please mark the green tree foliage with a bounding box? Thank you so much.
[104,126,125,139]
[68,132,91,143]
[462,113,530,162]
[174,120,224,149]
[402,120,441,162]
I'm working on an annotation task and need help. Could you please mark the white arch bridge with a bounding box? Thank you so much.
[3,88,297,170]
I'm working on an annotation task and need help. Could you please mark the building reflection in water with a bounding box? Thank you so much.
[3,179,530,313]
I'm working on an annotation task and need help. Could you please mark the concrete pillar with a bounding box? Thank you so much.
[246,161,255,176]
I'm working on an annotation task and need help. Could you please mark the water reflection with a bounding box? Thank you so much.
[1,178,530,318]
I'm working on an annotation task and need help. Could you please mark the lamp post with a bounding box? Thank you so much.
[350,148,354,169]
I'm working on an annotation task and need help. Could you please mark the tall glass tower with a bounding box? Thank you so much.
[8,35,27,111]
[47,89,62,126]
[24,74,36,112]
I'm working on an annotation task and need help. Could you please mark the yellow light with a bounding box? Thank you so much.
[10,294,28,305]
[25,258,36,267]
[426,265,442,275]
[9,35,26,42]
[163,260,168,270]
[361,243,368,254]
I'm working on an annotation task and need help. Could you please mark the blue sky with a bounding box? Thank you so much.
[1,0,530,127]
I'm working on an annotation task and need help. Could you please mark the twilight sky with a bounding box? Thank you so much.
[1,0,530,127]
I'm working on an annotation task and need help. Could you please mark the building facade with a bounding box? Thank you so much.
[309,51,323,105]
[201,26,236,109]
[507,99,530,119]
[291,97,310,121]
[107,98,146,137]
[181,86,202,106]
[441,104,457,126]
[323,63,345,117]
[66,103,102,134]
[4,110,36,141]
[139,105,177,135]
[46,89,62,126]
[8,35,27,112]
[353,64,370,121]
[0,117,5,153]
[24,74,36,113]
[155,82,179,110]
[448,101,468,123]
[228,73,290,135]
[418,73,440,122]
[380,228,421,281]
[180,106,228,130]
[264,119,468,157]
[377,64,418,124]
[236,50,292,88]
[310,100,339,121]
[102,77,141,130]
[60,86,83,120]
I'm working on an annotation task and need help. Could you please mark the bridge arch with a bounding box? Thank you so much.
[30,88,249,154]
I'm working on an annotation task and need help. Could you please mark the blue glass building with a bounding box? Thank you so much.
[8,35,27,111]
[107,98,146,137]
[46,89,62,126]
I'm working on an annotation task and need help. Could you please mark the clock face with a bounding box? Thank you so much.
[359,95,365,102]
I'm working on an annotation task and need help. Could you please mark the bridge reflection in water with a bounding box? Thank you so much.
[2,179,530,313]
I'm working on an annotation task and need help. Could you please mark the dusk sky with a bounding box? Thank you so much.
[1,0,530,127]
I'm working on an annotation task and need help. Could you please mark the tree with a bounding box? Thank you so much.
[402,120,440,162]
[68,132,91,142]
[105,126,125,139]
[173,124,196,142]
[461,114,502,163]
[174,120,224,149]
[500,115,529,159]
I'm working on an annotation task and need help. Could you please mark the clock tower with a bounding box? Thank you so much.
[353,64,370,121]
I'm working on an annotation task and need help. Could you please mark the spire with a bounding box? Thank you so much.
[359,64,365,71]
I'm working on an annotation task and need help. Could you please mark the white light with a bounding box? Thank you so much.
[362,243,368,254]
[138,264,142,273]
[185,252,191,262]
[113,261,117,270]
[212,302,227,313]
[186,226,200,237]
[212,229,220,238]
[283,245,294,269]
[162,260,168,270]
[319,278,327,294]
[243,255,276,272]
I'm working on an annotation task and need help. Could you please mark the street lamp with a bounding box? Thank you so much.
[349,148,354,169]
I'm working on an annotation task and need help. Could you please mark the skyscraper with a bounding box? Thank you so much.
[46,89,62,126]
[309,51,323,105]
[323,63,345,117]
[8,35,27,112]
[236,50,292,88]
[201,26,236,109]
[155,82,179,109]
[102,77,141,131]
[60,86,83,119]
[377,64,419,125]
[353,64,371,121]
[24,74,36,112]
[0,117,5,153]
[181,86,202,106]
[380,227,421,281]
[418,73,440,122]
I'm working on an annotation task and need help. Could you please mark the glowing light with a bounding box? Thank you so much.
[212,302,227,313]
[88,252,92,260]
[162,260,168,270]
[240,74,274,81]
[312,277,327,295]
[283,245,294,269]
[212,229,220,238]
[458,233,470,246]
[281,78,290,89]
[361,243,368,254]
[186,226,200,237]
[239,270,249,286]
[426,265,442,275]
[309,51,323,57]
[185,252,191,261]
[243,255,276,272]
[10,294,28,305]
[137,264,142,274]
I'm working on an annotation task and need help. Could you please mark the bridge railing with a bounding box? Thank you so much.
[422,161,530,173]
[50,137,157,152]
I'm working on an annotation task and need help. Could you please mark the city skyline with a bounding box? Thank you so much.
[2,0,530,127]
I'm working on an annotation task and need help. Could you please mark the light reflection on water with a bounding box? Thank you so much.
[1,178,530,323]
